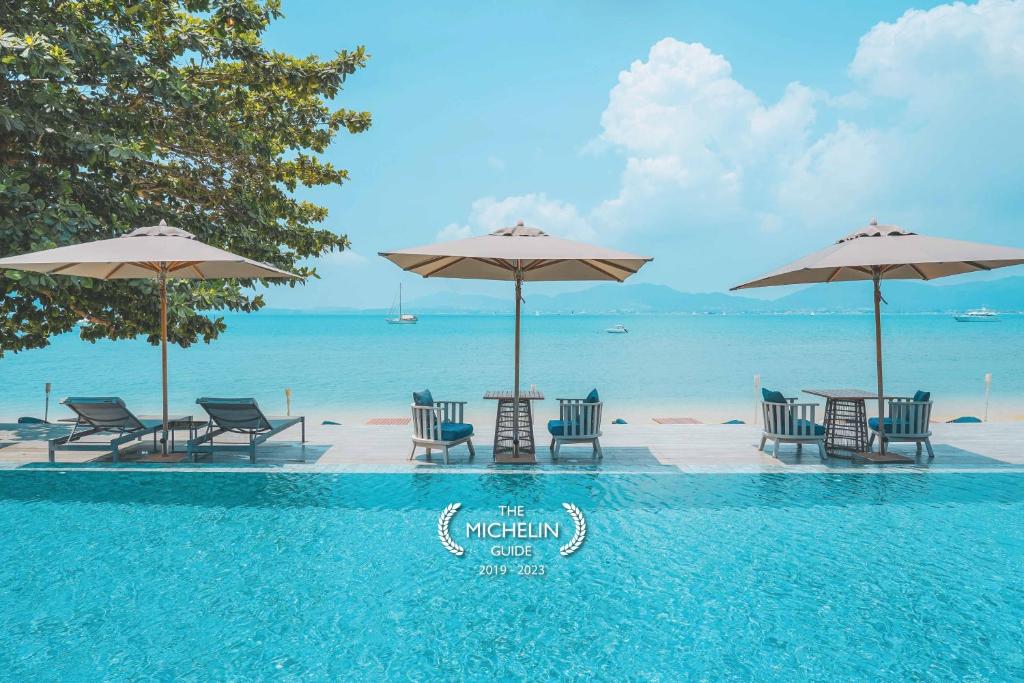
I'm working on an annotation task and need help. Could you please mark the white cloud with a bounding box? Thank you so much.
[487,155,506,171]
[441,1,1024,289]
[437,193,595,242]
[320,249,367,267]
[850,0,1024,102]
[436,223,473,241]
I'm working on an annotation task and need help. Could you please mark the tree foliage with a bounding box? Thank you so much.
[0,0,370,354]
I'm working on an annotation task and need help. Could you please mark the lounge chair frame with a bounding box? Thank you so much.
[47,397,168,463]
[868,398,934,459]
[759,399,826,460]
[410,401,475,464]
[187,398,305,463]
[550,398,603,460]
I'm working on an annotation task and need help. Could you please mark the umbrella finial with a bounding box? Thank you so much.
[159,219,167,226]
[870,217,878,226]
[516,220,524,227]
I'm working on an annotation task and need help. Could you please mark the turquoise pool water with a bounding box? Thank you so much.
[1,471,1022,680]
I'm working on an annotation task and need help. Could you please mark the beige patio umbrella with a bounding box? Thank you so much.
[380,221,653,458]
[0,220,297,451]
[732,219,1024,453]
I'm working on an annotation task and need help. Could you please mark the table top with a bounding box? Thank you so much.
[483,390,544,400]
[803,389,879,400]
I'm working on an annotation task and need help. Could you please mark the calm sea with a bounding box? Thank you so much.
[1,313,1020,423]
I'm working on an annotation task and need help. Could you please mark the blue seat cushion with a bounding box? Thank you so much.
[761,388,787,404]
[547,419,580,436]
[584,388,600,403]
[913,390,931,403]
[793,419,826,436]
[413,389,434,406]
[440,421,472,441]
[868,417,912,433]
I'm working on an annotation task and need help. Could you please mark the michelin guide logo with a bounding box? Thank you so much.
[438,503,586,575]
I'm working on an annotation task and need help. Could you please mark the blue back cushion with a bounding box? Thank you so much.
[413,389,434,406]
[761,388,786,404]
[584,388,600,403]
[913,390,931,403]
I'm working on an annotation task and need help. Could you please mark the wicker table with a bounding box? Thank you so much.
[484,390,544,464]
[802,389,878,459]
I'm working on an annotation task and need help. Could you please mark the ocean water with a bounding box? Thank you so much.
[0,470,1021,680]
[0,313,1022,423]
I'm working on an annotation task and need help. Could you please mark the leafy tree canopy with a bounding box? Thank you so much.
[0,0,370,355]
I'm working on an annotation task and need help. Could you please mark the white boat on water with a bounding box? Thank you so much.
[385,284,418,324]
[605,324,629,334]
[954,307,1000,322]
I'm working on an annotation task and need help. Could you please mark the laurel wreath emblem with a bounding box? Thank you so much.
[559,503,587,556]
[438,502,465,556]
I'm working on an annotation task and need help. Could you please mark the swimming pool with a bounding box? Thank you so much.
[1,470,1021,680]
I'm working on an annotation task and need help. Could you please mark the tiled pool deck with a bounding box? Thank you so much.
[2,420,1023,473]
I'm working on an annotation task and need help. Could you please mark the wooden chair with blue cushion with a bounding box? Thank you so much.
[410,389,475,464]
[759,388,826,460]
[868,390,934,459]
[548,388,603,460]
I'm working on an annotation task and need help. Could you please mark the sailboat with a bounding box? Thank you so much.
[386,284,418,324]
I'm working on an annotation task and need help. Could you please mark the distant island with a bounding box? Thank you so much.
[266,276,1024,315]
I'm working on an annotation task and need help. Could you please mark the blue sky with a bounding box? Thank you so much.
[260,0,1024,309]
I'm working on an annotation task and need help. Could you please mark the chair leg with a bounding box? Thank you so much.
[552,440,560,461]
[925,439,935,460]
[772,439,780,458]
[442,446,449,465]
[796,443,803,457]
[593,439,603,460]
[758,435,766,452]
[467,439,475,458]
[817,440,826,461]
[916,442,923,457]
[409,443,417,460]
[549,438,555,453]
[867,432,875,449]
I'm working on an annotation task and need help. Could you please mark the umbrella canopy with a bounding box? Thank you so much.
[0,220,297,451]
[380,222,653,461]
[732,219,1024,457]
[732,221,1024,288]
[0,221,294,280]
[380,223,651,282]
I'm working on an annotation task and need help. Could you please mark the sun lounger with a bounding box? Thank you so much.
[409,389,475,464]
[48,397,167,463]
[548,389,603,460]
[187,397,305,463]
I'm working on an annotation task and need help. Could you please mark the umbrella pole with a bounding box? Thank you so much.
[159,267,169,455]
[872,270,885,455]
[513,271,522,458]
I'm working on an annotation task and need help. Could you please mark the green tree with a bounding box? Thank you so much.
[0,0,370,354]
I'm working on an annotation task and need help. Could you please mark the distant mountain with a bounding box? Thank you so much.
[261,276,1024,315]
[402,277,1024,314]
[775,277,1024,313]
